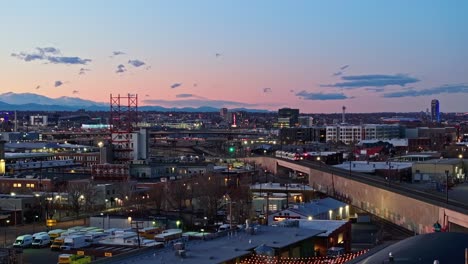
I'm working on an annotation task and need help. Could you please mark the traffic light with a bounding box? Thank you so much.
[228,146,235,153]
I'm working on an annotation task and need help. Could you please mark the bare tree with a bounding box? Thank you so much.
[66,181,99,219]
[115,181,136,208]
[149,184,164,214]
[193,174,227,220]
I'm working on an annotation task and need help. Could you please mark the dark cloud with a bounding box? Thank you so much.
[383,84,468,98]
[296,90,350,100]
[78,68,91,75]
[112,51,125,56]
[54,81,64,87]
[48,56,91,64]
[322,74,420,88]
[215,53,221,57]
[176,94,194,98]
[11,47,91,65]
[170,83,182,89]
[340,65,349,70]
[128,59,145,67]
[263,88,272,93]
[116,64,126,73]
[72,90,79,94]
[142,98,258,108]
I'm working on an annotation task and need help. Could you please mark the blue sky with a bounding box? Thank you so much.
[0,0,467,112]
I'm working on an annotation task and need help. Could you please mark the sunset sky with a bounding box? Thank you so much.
[0,1,467,113]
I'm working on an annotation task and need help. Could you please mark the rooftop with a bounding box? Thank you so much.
[108,226,324,264]
[415,158,463,165]
[286,198,347,217]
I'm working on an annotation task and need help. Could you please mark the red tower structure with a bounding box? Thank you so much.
[110,94,138,164]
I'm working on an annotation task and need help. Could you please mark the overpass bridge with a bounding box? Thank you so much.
[244,157,468,234]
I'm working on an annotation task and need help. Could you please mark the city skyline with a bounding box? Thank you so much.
[1,1,467,113]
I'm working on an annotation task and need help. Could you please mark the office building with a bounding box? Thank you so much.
[278,108,299,128]
[431,99,440,123]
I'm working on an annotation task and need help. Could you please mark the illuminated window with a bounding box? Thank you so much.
[26,184,35,188]
[13,183,22,188]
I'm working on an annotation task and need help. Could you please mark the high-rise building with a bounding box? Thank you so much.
[431,99,440,123]
[220,108,228,119]
[278,108,299,128]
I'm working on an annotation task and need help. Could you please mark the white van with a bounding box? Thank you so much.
[32,232,48,240]
[13,234,33,248]
[32,234,51,248]
[217,224,231,232]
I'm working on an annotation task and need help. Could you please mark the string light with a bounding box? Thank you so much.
[238,249,369,264]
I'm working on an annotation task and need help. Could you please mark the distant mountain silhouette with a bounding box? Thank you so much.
[0,92,270,112]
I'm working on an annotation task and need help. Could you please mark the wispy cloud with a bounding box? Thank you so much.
[215,53,221,57]
[383,84,468,98]
[78,68,91,75]
[322,74,420,89]
[11,47,91,65]
[290,89,295,93]
[366,87,385,92]
[296,90,350,100]
[340,65,349,70]
[72,90,79,94]
[128,59,145,67]
[35,85,40,90]
[263,88,272,93]
[112,51,125,56]
[176,94,195,98]
[54,80,64,87]
[116,64,126,73]
[332,71,343,77]
[170,83,182,89]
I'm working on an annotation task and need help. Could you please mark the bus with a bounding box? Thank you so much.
[154,229,182,242]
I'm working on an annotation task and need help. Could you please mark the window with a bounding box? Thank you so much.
[13,183,22,188]
[26,183,35,188]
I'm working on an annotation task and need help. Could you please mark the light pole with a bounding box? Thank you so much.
[4,219,10,247]
[445,170,449,204]
[101,212,105,229]
[33,215,38,233]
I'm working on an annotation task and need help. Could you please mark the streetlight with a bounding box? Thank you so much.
[33,215,38,233]
[100,213,105,229]
[4,220,10,247]
[224,194,233,230]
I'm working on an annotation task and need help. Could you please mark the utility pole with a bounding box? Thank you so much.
[445,170,449,204]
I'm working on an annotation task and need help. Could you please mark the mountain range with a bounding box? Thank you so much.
[0,92,269,112]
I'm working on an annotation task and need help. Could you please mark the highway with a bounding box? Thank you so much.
[288,158,468,214]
